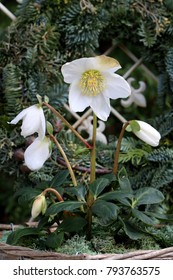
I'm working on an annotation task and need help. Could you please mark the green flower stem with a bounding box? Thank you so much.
[113,121,130,175]
[86,113,97,240]
[43,102,92,149]
[50,134,78,187]
[90,113,97,184]
[42,187,64,202]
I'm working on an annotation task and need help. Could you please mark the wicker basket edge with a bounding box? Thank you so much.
[1,242,173,260]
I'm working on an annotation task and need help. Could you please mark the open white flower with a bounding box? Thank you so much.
[24,136,51,171]
[8,104,46,139]
[132,120,161,147]
[61,55,131,121]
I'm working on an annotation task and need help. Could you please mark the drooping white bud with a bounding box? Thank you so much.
[31,194,47,219]
[132,120,161,147]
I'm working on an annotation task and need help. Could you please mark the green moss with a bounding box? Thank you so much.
[0,231,11,243]
[91,227,160,254]
[56,235,95,255]
[148,225,173,248]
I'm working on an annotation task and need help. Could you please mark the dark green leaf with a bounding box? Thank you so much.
[99,191,132,206]
[132,209,157,225]
[65,185,87,202]
[145,212,173,221]
[102,173,116,182]
[15,188,40,204]
[45,232,64,249]
[49,170,69,188]
[121,220,144,240]
[135,187,164,206]
[46,201,85,216]
[89,178,110,198]
[38,216,56,229]
[118,167,133,193]
[58,216,87,232]
[7,228,41,245]
[92,200,118,225]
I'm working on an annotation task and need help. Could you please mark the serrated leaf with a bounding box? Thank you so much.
[89,178,110,198]
[58,216,87,232]
[135,187,164,206]
[46,201,85,216]
[92,200,118,225]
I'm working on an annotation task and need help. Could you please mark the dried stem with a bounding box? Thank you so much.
[86,113,97,240]
[50,134,77,187]
[43,102,92,149]
[42,187,64,202]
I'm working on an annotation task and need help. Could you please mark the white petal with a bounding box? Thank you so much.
[9,105,46,138]
[133,92,147,107]
[61,57,96,83]
[90,94,110,121]
[104,73,131,99]
[21,115,40,137]
[68,81,92,112]
[121,96,133,107]
[8,108,28,125]
[134,121,161,147]
[137,121,161,138]
[134,130,159,146]
[21,106,45,138]
[37,107,46,139]
[24,137,51,171]
[96,55,121,72]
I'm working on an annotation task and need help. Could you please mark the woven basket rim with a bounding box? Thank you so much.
[1,242,173,260]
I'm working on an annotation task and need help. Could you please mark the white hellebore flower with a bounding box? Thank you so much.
[9,104,46,139]
[61,55,131,121]
[133,120,161,147]
[24,136,51,171]
[31,194,47,219]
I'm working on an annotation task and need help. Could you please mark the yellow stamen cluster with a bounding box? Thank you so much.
[79,69,105,96]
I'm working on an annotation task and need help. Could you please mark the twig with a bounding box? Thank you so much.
[56,157,111,174]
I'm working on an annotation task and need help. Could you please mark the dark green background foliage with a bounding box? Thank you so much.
[1,0,173,226]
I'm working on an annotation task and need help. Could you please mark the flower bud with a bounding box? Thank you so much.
[31,194,47,219]
[132,120,161,147]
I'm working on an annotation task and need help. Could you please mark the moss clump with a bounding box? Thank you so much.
[55,234,95,255]
[148,225,173,248]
